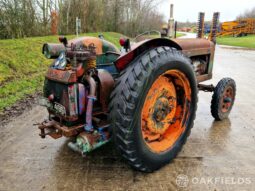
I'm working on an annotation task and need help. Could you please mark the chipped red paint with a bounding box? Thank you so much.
[46,68,77,84]
[78,84,86,115]
[115,51,134,71]
[68,84,78,116]
[38,120,84,139]
[97,69,115,112]
[76,64,85,78]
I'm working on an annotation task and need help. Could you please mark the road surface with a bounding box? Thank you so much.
[0,46,255,191]
[178,32,197,38]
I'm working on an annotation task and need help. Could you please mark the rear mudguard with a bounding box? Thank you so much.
[114,37,214,72]
[114,38,182,71]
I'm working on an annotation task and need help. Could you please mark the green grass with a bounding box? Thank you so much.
[0,32,124,111]
[217,35,255,49]
[176,33,186,38]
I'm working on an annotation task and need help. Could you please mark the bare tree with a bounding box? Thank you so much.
[0,0,164,39]
[237,7,255,19]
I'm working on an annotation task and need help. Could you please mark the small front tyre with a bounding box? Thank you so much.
[211,78,236,120]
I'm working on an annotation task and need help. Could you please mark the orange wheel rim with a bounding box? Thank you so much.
[221,86,234,113]
[141,70,191,153]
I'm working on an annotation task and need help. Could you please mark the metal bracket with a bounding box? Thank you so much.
[198,84,215,92]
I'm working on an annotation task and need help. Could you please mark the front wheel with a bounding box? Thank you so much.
[110,47,198,172]
[211,78,236,120]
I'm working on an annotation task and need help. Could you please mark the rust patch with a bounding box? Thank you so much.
[46,68,77,84]
[97,69,114,112]
[38,120,84,138]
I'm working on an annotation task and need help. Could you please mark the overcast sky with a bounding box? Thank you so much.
[158,0,255,22]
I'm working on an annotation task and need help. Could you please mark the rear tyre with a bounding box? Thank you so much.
[211,78,236,121]
[109,47,198,172]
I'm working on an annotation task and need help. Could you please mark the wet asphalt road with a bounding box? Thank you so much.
[0,45,255,191]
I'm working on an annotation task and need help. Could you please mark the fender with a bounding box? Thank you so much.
[114,38,182,71]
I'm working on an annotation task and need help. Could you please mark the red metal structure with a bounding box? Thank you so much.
[50,11,58,35]
[38,12,236,172]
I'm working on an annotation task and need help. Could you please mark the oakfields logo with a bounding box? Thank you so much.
[176,175,252,188]
[176,174,189,188]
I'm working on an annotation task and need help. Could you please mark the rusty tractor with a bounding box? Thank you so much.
[38,12,236,172]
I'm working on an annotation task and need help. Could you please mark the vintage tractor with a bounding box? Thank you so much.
[38,13,236,172]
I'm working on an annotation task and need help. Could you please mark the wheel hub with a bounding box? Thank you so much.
[142,77,177,135]
[153,97,172,122]
[141,70,192,153]
[221,86,234,113]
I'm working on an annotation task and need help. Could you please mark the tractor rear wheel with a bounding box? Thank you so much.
[109,47,198,172]
[211,78,236,120]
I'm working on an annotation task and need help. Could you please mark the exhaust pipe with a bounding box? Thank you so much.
[42,43,66,59]
[197,12,205,38]
[209,12,220,43]
[84,75,97,132]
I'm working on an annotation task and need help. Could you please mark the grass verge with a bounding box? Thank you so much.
[217,35,255,49]
[0,32,124,111]
[176,33,186,38]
